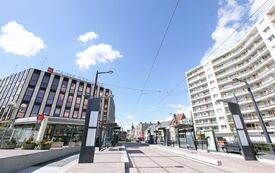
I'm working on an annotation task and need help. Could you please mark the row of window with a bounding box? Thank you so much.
[16,71,94,119]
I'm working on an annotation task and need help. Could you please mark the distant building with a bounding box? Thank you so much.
[135,122,151,141]
[186,4,275,141]
[0,68,115,145]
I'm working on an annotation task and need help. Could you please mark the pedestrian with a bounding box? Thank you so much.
[111,140,115,147]
[206,136,210,153]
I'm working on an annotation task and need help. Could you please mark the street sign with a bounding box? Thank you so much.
[227,102,257,160]
[79,97,101,163]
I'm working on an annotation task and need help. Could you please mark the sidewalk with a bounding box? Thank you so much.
[65,146,129,173]
[150,145,275,173]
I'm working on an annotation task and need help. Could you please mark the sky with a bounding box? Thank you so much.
[0,0,274,129]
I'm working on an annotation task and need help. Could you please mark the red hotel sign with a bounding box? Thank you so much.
[37,114,45,121]
[47,67,54,73]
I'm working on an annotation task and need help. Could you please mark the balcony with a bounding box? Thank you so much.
[194,114,216,120]
[189,80,207,90]
[188,74,206,85]
[212,32,259,67]
[190,86,209,95]
[214,38,262,72]
[192,100,212,107]
[216,45,267,80]
[219,56,274,92]
[191,92,211,101]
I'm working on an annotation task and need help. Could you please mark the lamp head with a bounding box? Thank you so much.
[107,70,114,74]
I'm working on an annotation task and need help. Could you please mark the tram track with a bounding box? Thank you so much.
[126,144,232,173]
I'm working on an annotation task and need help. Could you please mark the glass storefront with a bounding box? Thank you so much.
[13,124,36,142]
[44,124,84,145]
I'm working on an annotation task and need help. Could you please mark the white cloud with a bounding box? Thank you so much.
[76,43,122,69]
[126,115,134,119]
[77,32,98,43]
[151,106,157,110]
[0,21,45,57]
[202,0,274,62]
[167,103,191,118]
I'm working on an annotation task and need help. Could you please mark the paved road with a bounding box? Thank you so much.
[125,143,275,173]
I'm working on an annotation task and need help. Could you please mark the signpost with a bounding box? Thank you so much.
[227,102,257,160]
[79,97,101,163]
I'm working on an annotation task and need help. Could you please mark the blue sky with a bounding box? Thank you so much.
[0,0,273,129]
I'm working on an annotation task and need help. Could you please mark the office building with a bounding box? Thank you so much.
[0,68,115,145]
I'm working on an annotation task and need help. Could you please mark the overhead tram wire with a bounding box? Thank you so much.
[153,0,272,106]
[102,82,187,95]
[135,0,181,106]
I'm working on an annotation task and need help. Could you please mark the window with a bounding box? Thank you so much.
[44,106,51,116]
[75,97,81,108]
[29,72,40,86]
[221,125,227,129]
[54,107,61,117]
[78,83,84,95]
[61,79,68,92]
[31,105,40,117]
[35,89,45,103]
[64,109,70,118]
[83,99,88,110]
[268,34,275,42]
[17,103,28,118]
[219,117,224,121]
[208,74,213,78]
[211,87,217,92]
[81,111,86,119]
[40,75,50,88]
[57,93,65,106]
[86,85,91,95]
[70,82,76,94]
[47,91,55,105]
[23,87,34,102]
[73,110,78,118]
[263,26,270,33]
[66,95,73,107]
[51,77,59,91]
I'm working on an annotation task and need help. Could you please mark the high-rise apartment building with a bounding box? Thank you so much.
[0,68,115,144]
[186,5,275,141]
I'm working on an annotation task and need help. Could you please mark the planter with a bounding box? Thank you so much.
[51,142,64,148]
[0,143,16,149]
[22,143,36,150]
[68,141,82,147]
[39,144,51,150]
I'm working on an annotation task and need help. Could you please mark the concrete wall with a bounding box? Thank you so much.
[0,146,80,173]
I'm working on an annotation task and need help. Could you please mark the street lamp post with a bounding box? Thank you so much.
[92,70,113,151]
[92,70,113,98]
[233,78,274,154]
[79,70,113,163]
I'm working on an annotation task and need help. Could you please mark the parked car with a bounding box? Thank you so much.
[222,139,242,154]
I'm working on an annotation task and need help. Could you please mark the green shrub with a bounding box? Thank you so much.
[41,138,52,145]
[5,138,17,145]
[24,136,37,145]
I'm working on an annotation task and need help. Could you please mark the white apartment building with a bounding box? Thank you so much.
[186,5,275,142]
